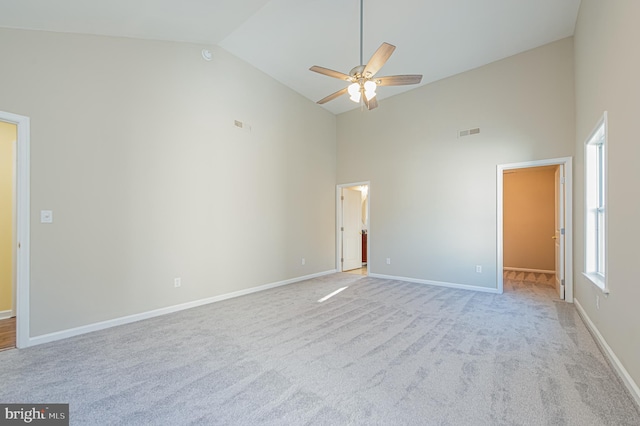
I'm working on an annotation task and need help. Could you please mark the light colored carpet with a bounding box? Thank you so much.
[1,272,638,425]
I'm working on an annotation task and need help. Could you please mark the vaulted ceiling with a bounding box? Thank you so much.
[0,0,581,114]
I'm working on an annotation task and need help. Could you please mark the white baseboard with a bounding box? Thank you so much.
[27,269,337,347]
[368,273,500,294]
[504,267,555,274]
[574,299,640,408]
[0,310,13,320]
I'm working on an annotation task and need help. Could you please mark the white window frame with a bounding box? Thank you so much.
[583,112,608,293]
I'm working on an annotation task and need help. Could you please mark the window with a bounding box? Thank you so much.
[584,112,607,292]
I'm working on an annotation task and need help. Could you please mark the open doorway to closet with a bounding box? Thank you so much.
[503,166,558,289]
[497,157,573,302]
[336,182,369,275]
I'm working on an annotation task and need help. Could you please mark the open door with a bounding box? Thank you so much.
[341,188,362,271]
[554,165,565,299]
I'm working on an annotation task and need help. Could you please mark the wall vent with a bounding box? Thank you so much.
[234,120,252,132]
[458,127,480,138]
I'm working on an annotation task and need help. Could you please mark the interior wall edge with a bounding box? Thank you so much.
[368,273,500,294]
[25,269,337,348]
[574,298,640,408]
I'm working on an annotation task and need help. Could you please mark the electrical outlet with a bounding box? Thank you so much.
[301,258,306,265]
[40,210,53,223]
[386,258,391,265]
[174,278,181,288]
[476,265,482,273]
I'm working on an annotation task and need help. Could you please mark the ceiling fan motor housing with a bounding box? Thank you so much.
[349,65,366,79]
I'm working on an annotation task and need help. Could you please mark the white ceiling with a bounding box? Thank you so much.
[0,0,581,114]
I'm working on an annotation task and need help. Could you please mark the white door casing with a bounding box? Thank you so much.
[555,165,566,299]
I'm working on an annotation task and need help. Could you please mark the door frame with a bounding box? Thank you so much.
[497,157,573,301]
[336,181,370,274]
[0,110,30,347]
[554,165,565,299]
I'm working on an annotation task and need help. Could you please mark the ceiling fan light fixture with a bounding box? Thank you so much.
[364,80,377,100]
[364,80,376,92]
[364,90,376,101]
[347,82,360,96]
[348,82,362,103]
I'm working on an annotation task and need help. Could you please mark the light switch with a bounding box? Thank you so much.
[40,210,53,224]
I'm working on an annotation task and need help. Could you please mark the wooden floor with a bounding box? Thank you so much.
[344,265,368,275]
[0,317,16,351]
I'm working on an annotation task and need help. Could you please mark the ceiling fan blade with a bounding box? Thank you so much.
[309,66,352,81]
[376,75,423,86]
[317,87,348,104]
[363,42,396,78]
[364,96,379,110]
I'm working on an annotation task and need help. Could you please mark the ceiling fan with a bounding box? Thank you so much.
[309,0,423,110]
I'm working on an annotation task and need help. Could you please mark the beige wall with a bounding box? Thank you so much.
[574,0,640,389]
[0,28,337,337]
[337,38,575,288]
[0,121,16,312]
[504,167,556,271]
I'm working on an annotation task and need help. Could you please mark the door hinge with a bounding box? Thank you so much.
[341,196,344,201]
[341,258,344,262]
[561,279,565,285]
[561,177,566,184]
[341,227,344,231]
[561,228,565,235]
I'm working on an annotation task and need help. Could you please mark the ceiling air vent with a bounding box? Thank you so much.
[458,127,480,138]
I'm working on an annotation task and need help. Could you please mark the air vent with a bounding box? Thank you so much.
[234,120,252,132]
[458,127,480,138]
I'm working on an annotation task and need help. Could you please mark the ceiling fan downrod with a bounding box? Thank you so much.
[359,0,364,66]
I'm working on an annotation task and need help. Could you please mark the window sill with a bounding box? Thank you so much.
[583,272,609,294]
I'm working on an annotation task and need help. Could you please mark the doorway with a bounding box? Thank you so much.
[336,182,370,274]
[0,111,30,348]
[0,121,16,350]
[497,157,573,301]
